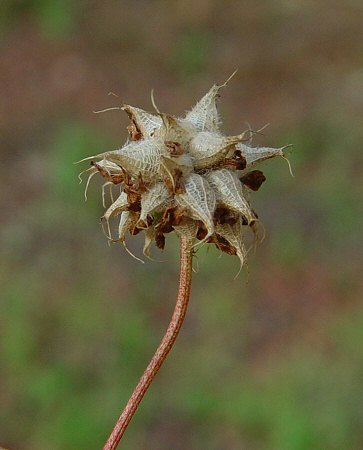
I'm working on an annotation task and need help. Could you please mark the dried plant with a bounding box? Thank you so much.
[78,73,291,449]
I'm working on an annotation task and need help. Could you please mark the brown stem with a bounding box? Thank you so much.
[103,235,194,450]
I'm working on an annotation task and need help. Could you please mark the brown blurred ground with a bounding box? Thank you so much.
[1,1,363,449]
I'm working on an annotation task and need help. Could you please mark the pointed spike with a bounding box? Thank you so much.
[280,145,294,177]
[219,69,238,88]
[78,166,96,184]
[109,183,115,204]
[150,89,161,115]
[93,106,122,114]
[101,181,114,208]
[237,143,291,168]
[74,150,112,164]
[100,216,112,240]
[122,241,145,263]
[84,170,98,201]
[282,154,294,177]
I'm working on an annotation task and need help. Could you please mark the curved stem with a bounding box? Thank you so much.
[103,235,194,450]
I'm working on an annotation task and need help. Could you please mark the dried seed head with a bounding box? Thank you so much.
[79,75,291,273]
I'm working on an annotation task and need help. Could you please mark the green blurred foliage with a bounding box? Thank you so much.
[170,30,212,78]
[0,0,78,39]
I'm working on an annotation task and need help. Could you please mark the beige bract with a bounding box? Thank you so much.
[79,76,291,269]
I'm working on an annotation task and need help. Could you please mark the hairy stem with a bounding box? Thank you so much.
[103,235,194,450]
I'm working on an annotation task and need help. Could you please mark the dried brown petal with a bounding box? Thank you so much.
[213,206,238,226]
[155,232,166,250]
[240,170,266,191]
[223,149,247,170]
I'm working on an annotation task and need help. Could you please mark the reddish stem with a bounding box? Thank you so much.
[103,235,194,450]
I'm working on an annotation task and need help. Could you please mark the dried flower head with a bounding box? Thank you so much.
[78,73,291,270]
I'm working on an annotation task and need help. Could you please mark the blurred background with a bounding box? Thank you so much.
[1,1,363,449]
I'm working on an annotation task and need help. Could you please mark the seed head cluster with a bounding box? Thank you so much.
[79,75,290,269]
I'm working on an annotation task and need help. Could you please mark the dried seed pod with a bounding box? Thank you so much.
[182,72,237,132]
[101,192,129,239]
[189,131,248,170]
[109,139,168,182]
[215,219,247,275]
[175,173,216,240]
[139,182,172,224]
[103,191,129,219]
[206,169,254,224]
[79,161,123,201]
[182,85,221,132]
[116,211,135,241]
[114,211,144,263]
[237,143,292,170]
[122,104,163,139]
